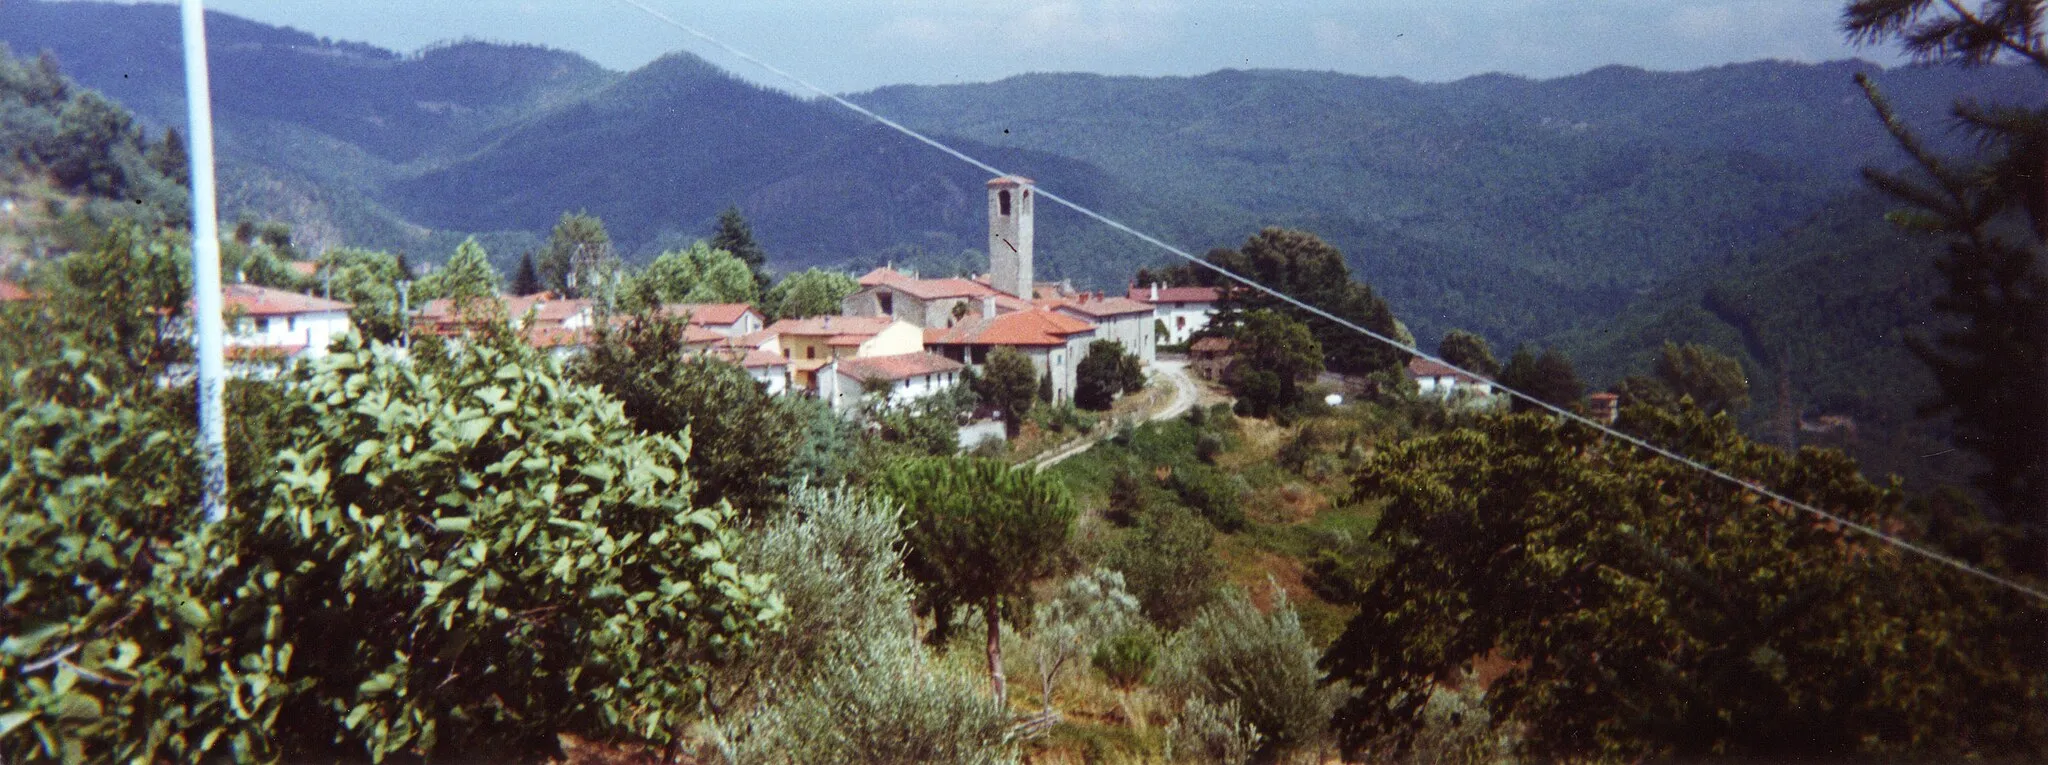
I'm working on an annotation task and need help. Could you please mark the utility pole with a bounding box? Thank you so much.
[397,278,412,347]
[182,0,229,523]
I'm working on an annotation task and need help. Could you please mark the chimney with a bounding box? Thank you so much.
[981,295,997,319]
[1150,282,1160,301]
[987,175,1035,299]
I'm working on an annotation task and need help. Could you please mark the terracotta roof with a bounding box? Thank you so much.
[725,330,779,349]
[735,348,787,369]
[1407,357,1484,383]
[0,281,31,302]
[524,326,592,349]
[1127,285,1222,304]
[858,267,1011,301]
[765,315,896,338]
[1045,295,1155,318]
[987,175,1035,187]
[225,344,307,361]
[927,309,1095,347]
[286,261,320,278]
[221,284,352,316]
[826,334,873,347]
[656,302,757,326]
[1189,336,1233,353]
[837,352,965,382]
[418,293,589,327]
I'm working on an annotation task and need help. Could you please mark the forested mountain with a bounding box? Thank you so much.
[5,0,2040,349]
[1552,189,1973,489]
[855,63,2045,343]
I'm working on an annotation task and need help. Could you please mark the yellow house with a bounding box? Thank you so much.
[765,315,924,391]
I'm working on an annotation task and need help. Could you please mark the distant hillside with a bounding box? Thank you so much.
[6,0,2041,349]
[1551,190,1977,490]
[854,63,2045,344]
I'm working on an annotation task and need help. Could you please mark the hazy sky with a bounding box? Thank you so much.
[166,0,1889,93]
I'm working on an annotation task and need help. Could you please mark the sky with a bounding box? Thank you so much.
[161,0,1892,94]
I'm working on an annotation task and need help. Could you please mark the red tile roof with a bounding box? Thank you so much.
[697,346,788,370]
[1045,295,1155,318]
[225,344,307,361]
[927,309,1095,347]
[1127,285,1222,304]
[1189,336,1233,353]
[837,352,965,382]
[656,302,758,326]
[286,261,320,278]
[418,293,589,327]
[1407,357,1485,383]
[221,284,352,316]
[766,315,896,339]
[987,175,1035,187]
[857,267,1015,301]
[0,281,31,302]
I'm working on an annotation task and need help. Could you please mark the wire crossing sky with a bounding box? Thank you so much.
[608,0,2048,605]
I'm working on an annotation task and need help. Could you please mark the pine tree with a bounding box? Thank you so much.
[711,206,771,291]
[510,252,542,297]
[1845,0,2048,570]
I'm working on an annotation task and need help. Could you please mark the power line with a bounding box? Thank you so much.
[608,0,2048,605]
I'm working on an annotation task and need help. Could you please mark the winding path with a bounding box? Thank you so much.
[1028,359,1203,472]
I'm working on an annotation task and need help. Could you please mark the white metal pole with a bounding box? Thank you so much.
[182,0,229,522]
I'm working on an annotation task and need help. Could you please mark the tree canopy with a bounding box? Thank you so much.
[978,346,1039,437]
[1203,228,1407,376]
[1437,329,1500,379]
[872,457,1076,706]
[1845,0,2048,571]
[1498,345,1582,413]
[1225,309,1323,419]
[536,211,615,299]
[1325,406,2048,760]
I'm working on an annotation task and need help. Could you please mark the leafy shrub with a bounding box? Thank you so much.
[1106,505,1219,629]
[228,337,778,760]
[1157,586,1337,761]
[1164,697,1263,765]
[1104,469,1149,527]
[1170,465,1247,532]
[1028,569,1140,713]
[1028,401,1095,435]
[572,313,806,519]
[1092,625,1161,691]
[717,485,1016,764]
[717,484,916,708]
[720,629,1017,764]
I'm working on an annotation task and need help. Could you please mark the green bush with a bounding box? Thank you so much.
[1157,586,1336,761]
[1170,465,1247,532]
[226,337,775,761]
[1164,697,1263,765]
[1092,625,1162,691]
[1106,505,1219,629]
[717,485,1017,764]
[717,483,916,708]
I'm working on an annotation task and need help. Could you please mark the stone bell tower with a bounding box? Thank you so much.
[987,175,1035,299]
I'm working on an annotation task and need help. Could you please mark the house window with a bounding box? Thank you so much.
[999,190,1011,216]
[287,315,297,332]
[879,293,894,315]
[806,346,816,360]
[1176,316,1186,329]
[783,348,791,359]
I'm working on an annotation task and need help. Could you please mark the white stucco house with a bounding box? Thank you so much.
[1127,284,1221,346]
[1407,357,1498,404]
[221,284,353,360]
[821,352,967,412]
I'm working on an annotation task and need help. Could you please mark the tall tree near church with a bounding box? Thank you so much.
[1203,228,1407,376]
[1844,0,2048,571]
[510,252,542,297]
[711,206,771,292]
[1437,329,1501,379]
[538,211,615,299]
